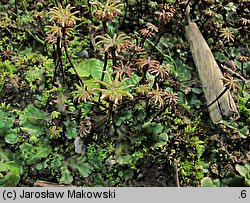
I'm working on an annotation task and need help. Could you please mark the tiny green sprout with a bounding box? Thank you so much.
[135,84,151,96]
[149,1,158,9]
[184,125,196,135]
[0,102,11,111]
[49,126,62,139]
[50,111,61,119]
[29,135,39,144]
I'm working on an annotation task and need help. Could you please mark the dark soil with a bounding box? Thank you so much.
[131,159,176,187]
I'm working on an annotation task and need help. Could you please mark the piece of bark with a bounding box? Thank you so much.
[185,22,239,123]
[34,180,75,187]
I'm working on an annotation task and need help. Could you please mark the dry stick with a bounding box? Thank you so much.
[222,65,249,83]
[185,4,238,123]
[34,180,75,187]
[174,160,180,187]
[188,0,200,21]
